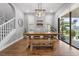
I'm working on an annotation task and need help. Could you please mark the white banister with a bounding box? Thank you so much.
[0,18,15,27]
[0,17,15,42]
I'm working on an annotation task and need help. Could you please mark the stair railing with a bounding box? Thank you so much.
[0,18,15,42]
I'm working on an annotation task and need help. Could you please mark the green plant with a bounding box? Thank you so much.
[66,30,76,37]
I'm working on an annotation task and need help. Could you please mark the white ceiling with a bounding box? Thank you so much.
[62,7,79,17]
[14,3,65,13]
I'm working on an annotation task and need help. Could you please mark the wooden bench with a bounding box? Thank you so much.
[24,32,59,51]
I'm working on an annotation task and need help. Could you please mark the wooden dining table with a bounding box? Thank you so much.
[24,32,59,36]
[24,32,59,39]
[23,32,60,51]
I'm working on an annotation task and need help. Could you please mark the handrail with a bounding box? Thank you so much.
[0,17,15,42]
[0,17,15,27]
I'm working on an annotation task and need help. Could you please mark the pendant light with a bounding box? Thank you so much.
[35,3,45,17]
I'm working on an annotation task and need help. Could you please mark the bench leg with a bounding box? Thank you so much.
[30,43,33,51]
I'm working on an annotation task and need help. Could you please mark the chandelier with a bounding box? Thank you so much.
[35,3,46,17]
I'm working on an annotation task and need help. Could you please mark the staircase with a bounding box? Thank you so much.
[0,17,15,49]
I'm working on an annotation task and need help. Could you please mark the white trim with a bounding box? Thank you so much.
[0,29,16,48]
[0,36,23,51]
[0,17,14,27]
[69,4,79,12]
[56,4,79,18]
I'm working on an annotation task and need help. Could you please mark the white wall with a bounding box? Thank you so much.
[15,6,24,37]
[45,13,56,27]
[27,14,35,24]
[24,13,56,32]
[44,13,57,31]
[45,14,53,25]
[24,14,35,32]
[0,3,14,22]
[24,14,28,32]
[6,4,24,44]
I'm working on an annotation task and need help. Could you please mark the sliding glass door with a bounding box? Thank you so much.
[59,7,79,49]
[71,7,79,48]
[60,13,70,43]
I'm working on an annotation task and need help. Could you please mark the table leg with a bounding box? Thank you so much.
[30,44,33,51]
[26,36,29,49]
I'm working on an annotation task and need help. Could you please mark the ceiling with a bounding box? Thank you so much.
[62,7,79,17]
[14,3,66,13]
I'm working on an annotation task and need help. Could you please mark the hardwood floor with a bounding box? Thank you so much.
[0,38,79,56]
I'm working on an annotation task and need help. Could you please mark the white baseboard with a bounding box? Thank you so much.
[0,36,24,51]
